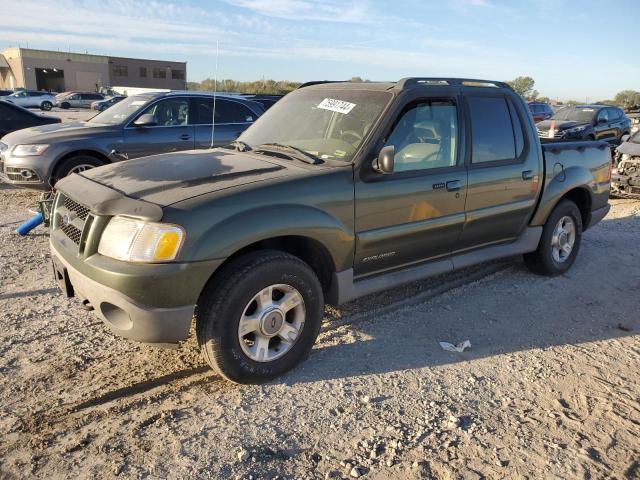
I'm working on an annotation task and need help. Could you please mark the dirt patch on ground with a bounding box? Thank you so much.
[1,184,638,479]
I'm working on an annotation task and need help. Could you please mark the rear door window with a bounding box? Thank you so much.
[215,99,256,123]
[607,108,620,121]
[468,96,517,163]
[192,98,256,124]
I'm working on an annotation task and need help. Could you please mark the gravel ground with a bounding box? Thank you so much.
[0,184,638,480]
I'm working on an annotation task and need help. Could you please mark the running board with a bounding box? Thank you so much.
[329,226,542,305]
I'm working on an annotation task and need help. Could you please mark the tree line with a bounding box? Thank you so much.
[186,78,301,95]
[506,76,640,107]
[186,75,639,108]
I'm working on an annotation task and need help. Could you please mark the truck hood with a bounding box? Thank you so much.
[537,120,591,131]
[80,149,293,206]
[1,121,118,144]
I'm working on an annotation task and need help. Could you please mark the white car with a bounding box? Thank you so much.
[4,90,55,111]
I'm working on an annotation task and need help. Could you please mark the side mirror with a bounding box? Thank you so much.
[133,114,157,127]
[597,117,607,125]
[372,145,395,174]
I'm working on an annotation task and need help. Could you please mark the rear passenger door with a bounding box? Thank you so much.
[354,95,467,276]
[192,98,259,148]
[457,94,542,251]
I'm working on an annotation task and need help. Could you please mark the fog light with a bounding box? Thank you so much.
[5,166,40,182]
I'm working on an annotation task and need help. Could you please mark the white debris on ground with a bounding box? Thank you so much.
[0,184,639,479]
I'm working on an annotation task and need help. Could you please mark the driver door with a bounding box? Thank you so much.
[354,96,467,276]
[123,97,194,158]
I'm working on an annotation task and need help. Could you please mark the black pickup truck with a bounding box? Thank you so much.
[50,78,612,383]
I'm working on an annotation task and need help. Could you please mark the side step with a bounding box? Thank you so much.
[330,226,542,305]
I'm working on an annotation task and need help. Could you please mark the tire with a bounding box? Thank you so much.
[61,102,70,109]
[53,155,104,183]
[41,101,53,111]
[524,199,583,276]
[196,250,324,384]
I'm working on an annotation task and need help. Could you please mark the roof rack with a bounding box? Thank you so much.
[396,78,512,90]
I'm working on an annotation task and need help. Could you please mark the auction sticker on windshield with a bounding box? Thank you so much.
[317,98,356,114]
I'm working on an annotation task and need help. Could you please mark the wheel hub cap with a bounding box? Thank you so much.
[260,309,285,336]
[237,284,306,363]
[551,215,576,263]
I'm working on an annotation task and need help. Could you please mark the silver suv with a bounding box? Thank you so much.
[56,92,105,109]
[0,91,265,189]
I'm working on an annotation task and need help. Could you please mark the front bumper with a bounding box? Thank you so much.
[0,147,51,188]
[51,241,197,344]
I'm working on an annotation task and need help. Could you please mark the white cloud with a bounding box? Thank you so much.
[224,0,376,23]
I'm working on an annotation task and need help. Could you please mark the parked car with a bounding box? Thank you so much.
[0,100,61,137]
[0,89,14,97]
[611,130,640,198]
[537,105,630,143]
[0,91,265,188]
[56,92,105,109]
[48,77,611,383]
[91,95,126,111]
[3,90,56,111]
[528,102,553,123]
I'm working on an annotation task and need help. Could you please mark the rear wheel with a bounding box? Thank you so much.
[41,101,53,111]
[53,155,104,184]
[524,199,583,276]
[196,250,323,384]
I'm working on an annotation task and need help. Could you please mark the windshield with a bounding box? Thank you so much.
[89,95,149,125]
[552,107,596,123]
[238,88,392,162]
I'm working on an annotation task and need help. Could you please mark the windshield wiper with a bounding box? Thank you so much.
[254,143,323,165]
[224,140,252,152]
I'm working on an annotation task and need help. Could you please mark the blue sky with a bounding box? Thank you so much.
[3,0,639,100]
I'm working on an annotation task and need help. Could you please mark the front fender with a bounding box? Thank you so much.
[185,204,355,271]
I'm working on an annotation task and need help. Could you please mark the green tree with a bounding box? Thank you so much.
[614,90,640,107]
[507,76,536,98]
[186,78,301,95]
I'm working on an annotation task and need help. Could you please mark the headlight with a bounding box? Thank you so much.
[12,144,49,156]
[98,216,185,263]
[621,154,631,162]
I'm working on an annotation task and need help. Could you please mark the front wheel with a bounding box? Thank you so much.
[53,155,104,184]
[41,101,53,111]
[524,199,583,276]
[196,250,324,384]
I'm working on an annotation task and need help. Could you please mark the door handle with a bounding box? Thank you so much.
[180,134,192,140]
[446,180,461,192]
[522,170,533,180]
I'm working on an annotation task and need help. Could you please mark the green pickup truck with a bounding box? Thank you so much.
[50,78,612,383]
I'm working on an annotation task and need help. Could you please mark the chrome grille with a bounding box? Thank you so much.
[60,222,83,244]
[63,196,90,221]
[54,193,91,247]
